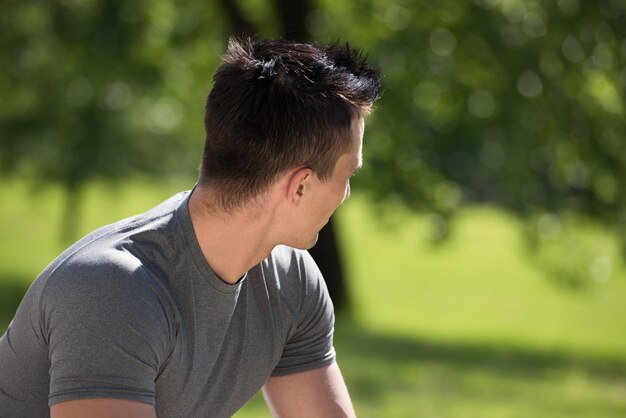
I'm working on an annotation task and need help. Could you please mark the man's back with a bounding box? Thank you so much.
[0,191,335,418]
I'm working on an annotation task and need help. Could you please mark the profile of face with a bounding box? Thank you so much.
[287,117,364,250]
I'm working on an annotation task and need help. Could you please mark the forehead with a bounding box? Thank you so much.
[336,117,364,171]
[351,117,364,164]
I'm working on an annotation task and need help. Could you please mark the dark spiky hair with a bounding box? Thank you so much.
[199,37,381,211]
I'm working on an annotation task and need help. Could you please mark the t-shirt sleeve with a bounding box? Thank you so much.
[271,250,336,376]
[41,253,175,407]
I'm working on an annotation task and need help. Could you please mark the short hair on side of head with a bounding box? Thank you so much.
[199,37,382,211]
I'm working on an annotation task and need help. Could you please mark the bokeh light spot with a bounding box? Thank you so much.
[146,98,182,134]
[566,161,589,189]
[502,0,528,23]
[413,81,441,110]
[593,174,617,204]
[589,255,612,283]
[592,43,614,70]
[429,28,457,56]
[104,81,132,110]
[537,213,562,241]
[384,4,411,31]
[434,182,462,209]
[599,0,622,19]
[562,35,585,62]
[522,15,547,38]
[517,70,543,97]
[586,72,623,114]
[479,140,506,169]
[468,90,496,118]
[557,0,581,16]
[394,144,421,173]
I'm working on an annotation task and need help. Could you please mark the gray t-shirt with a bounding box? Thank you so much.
[0,191,336,418]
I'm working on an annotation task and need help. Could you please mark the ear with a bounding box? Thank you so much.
[286,167,314,205]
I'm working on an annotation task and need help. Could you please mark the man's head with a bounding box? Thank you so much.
[199,37,381,212]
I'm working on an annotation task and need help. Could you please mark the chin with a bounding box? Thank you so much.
[288,233,319,250]
[308,233,320,249]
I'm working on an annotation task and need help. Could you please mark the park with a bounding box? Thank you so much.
[1,0,625,416]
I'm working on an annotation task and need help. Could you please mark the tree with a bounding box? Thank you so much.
[0,0,223,242]
[313,0,626,287]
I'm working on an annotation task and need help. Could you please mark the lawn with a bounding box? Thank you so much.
[1,179,625,417]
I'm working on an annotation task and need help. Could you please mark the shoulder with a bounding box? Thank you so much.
[39,246,178,363]
[264,246,323,294]
[261,245,329,310]
[39,191,191,308]
[267,245,321,280]
[39,246,175,335]
[43,246,154,298]
[37,223,180,342]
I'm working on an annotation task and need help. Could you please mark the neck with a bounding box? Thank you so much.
[187,186,278,285]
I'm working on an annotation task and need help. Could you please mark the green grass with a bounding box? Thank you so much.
[339,199,626,358]
[1,180,625,417]
[0,178,186,282]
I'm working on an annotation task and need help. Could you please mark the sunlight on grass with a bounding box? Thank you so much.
[0,178,188,281]
[338,195,626,359]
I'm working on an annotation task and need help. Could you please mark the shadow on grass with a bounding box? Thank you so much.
[334,316,626,404]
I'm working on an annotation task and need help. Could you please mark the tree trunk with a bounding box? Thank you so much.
[272,0,311,40]
[308,221,349,311]
[60,181,82,245]
[216,0,258,36]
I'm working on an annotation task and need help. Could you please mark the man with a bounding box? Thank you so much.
[0,37,380,417]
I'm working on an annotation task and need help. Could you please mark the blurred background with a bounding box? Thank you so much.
[1,0,626,416]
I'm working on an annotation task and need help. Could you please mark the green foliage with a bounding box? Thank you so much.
[0,0,225,185]
[0,0,228,239]
[300,0,619,254]
[316,0,626,218]
[303,0,626,285]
